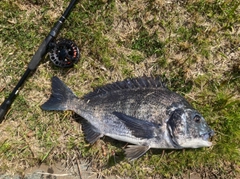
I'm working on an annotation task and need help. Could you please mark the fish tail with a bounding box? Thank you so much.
[41,76,77,111]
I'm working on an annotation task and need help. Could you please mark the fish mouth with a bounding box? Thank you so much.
[201,130,214,141]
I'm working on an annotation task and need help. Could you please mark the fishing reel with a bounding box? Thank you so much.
[48,38,80,68]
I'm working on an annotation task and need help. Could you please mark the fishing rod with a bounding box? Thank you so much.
[0,0,79,123]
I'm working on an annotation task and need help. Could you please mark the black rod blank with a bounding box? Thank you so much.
[0,0,79,122]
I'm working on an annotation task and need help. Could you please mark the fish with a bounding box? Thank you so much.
[41,76,214,160]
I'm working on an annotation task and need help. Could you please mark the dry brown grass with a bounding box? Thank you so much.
[0,0,239,178]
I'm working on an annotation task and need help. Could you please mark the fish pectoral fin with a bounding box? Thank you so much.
[81,120,103,144]
[113,112,159,139]
[124,145,150,161]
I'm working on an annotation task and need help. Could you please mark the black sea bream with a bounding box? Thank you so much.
[41,76,214,160]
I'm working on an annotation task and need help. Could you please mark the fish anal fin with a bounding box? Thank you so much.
[81,120,103,144]
[124,145,150,161]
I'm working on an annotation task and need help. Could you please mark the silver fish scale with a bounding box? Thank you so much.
[81,79,191,125]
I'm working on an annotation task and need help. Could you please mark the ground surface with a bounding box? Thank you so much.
[0,161,119,179]
[0,161,203,179]
[0,0,240,178]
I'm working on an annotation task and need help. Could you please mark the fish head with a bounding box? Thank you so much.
[167,107,214,148]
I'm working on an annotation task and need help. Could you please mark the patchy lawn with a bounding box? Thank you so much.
[0,0,239,178]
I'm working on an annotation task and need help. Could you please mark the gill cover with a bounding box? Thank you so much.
[167,108,213,148]
[167,108,185,147]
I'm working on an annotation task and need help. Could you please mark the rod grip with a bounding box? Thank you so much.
[28,35,52,70]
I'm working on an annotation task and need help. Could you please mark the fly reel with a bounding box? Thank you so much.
[48,38,80,68]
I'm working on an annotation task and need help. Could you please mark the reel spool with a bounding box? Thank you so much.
[49,38,80,68]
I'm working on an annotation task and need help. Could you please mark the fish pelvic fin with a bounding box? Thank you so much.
[41,76,77,111]
[125,145,150,161]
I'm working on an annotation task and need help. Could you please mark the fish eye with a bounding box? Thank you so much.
[194,115,201,123]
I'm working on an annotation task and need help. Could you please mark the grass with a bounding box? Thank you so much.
[0,0,239,178]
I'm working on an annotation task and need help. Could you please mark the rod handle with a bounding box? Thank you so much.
[28,35,53,70]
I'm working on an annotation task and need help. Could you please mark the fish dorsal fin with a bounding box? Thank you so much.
[83,76,165,99]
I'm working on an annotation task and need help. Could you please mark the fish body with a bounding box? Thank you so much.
[41,76,214,160]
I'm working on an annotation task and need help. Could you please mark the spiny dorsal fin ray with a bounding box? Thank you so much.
[83,76,165,99]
